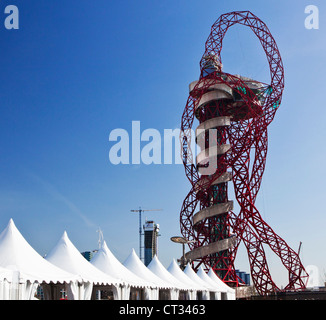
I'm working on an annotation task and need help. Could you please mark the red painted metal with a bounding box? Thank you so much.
[179,11,308,295]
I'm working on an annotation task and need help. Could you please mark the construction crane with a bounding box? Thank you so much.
[130,207,162,262]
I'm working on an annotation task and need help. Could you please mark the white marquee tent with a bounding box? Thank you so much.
[0,219,80,300]
[45,231,122,300]
[0,218,238,301]
[91,241,155,299]
[184,264,218,300]
[123,249,174,300]
[207,268,236,300]
[147,255,195,300]
[167,259,205,300]
[197,266,223,300]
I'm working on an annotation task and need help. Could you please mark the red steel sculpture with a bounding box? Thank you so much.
[179,11,308,295]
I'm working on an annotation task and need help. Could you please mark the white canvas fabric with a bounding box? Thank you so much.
[0,266,12,300]
[147,255,193,300]
[197,266,221,300]
[184,264,217,300]
[91,241,155,300]
[123,249,174,300]
[0,279,11,300]
[207,268,236,300]
[0,219,80,300]
[45,231,122,300]
[0,266,12,282]
[167,259,204,300]
[91,241,152,288]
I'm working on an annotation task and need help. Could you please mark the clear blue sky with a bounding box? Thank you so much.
[0,0,325,288]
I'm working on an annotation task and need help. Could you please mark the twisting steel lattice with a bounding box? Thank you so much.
[179,11,308,295]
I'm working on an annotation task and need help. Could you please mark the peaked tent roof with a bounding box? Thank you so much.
[45,231,121,286]
[207,268,236,294]
[91,241,151,288]
[184,264,217,292]
[167,259,204,291]
[147,255,192,291]
[197,266,224,291]
[123,249,173,289]
[0,219,79,284]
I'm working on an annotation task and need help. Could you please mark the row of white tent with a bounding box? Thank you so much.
[0,219,235,300]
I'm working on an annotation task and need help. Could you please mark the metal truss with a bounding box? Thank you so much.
[179,11,308,295]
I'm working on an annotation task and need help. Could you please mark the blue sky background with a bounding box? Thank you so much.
[0,0,325,288]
